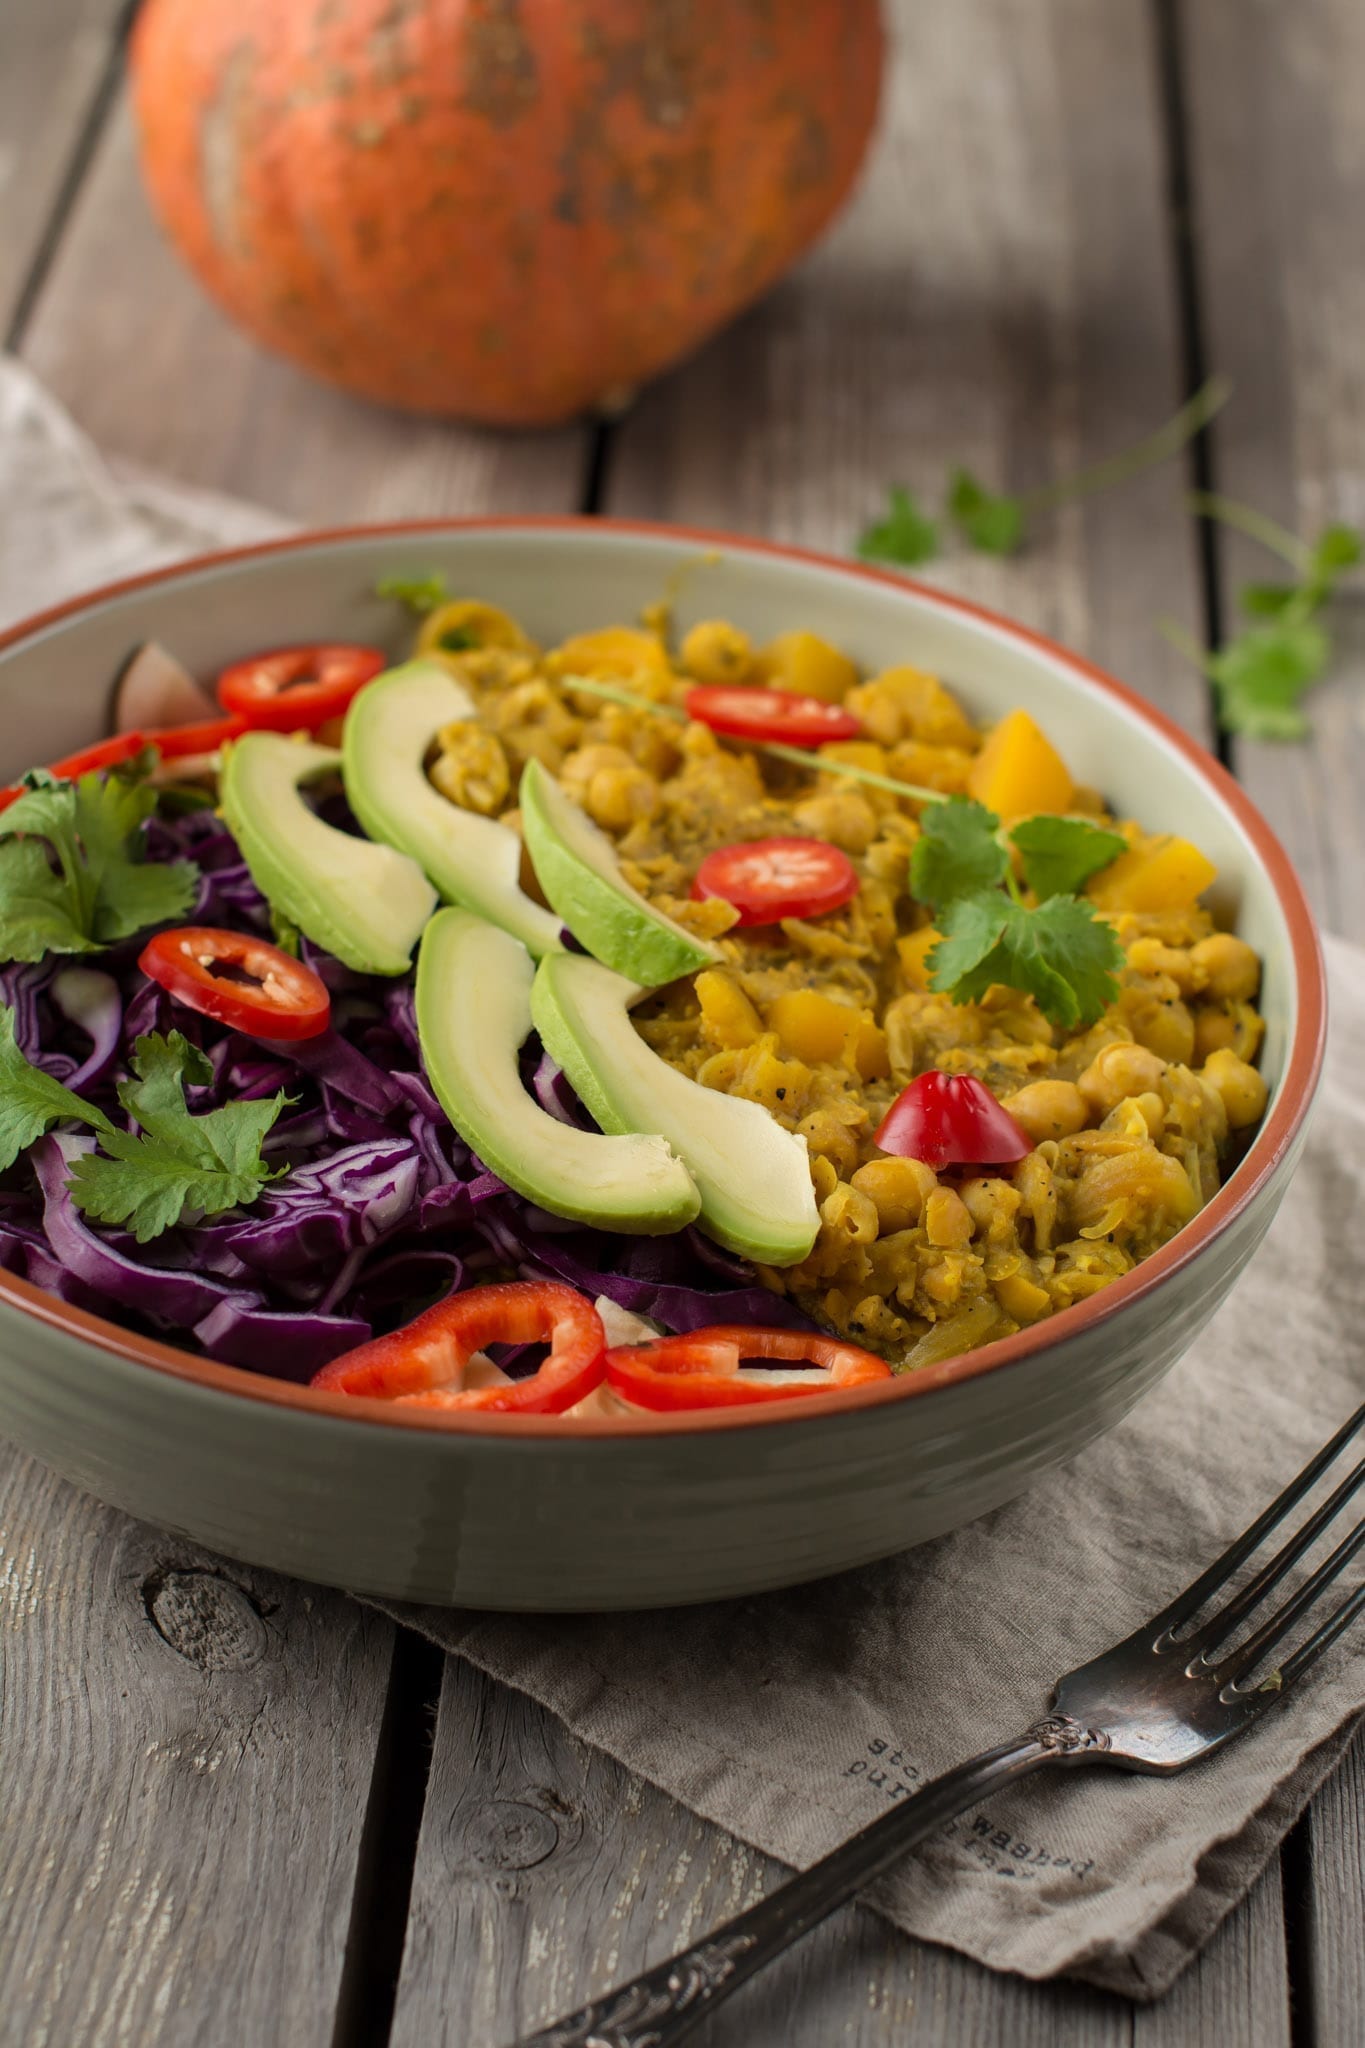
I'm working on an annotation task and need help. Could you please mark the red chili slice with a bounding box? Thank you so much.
[685,685,861,747]
[0,731,151,814]
[216,643,386,731]
[605,1325,892,1411]
[148,714,248,760]
[874,1071,1033,1169]
[311,1281,607,1414]
[691,837,861,927]
[138,926,332,1042]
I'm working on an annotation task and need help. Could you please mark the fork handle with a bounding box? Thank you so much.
[511,1717,1098,2047]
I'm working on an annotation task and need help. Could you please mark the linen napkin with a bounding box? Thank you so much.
[2,353,1361,2000]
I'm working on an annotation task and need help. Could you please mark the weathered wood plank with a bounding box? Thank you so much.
[391,1661,1135,2048]
[1182,0,1365,941]
[20,96,589,521]
[0,1448,393,2047]
[607,0,1210,738]
[0,0,126,334]
[1180,7,1365,2036]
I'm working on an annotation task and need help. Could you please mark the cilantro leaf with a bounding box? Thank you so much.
[69,1030,288,1243]
[0,770,197,965]
[0,1004,114,1168]
[376,572,448,614]
[0,838,100,962]
[1310,524,1362,578]
[1209,618,1330,740]
[929,892,1123,1029]
[1009,816,1128,901]
[947,468,1025,556]
[856,487,939,569]
[909,797,1008,909]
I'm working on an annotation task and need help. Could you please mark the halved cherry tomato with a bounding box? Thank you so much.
[148,715,248,760]
[691,837,860,928]
[139,926,332,1042]
[605,1325,891,1410]
[311,1281,606,1414]
[685,685,861,747]
[216,643,386,731]
[874,1071,1033,1169]
[0,730,151,814]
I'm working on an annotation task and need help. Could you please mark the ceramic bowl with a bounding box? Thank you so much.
[0,521,1326,1609]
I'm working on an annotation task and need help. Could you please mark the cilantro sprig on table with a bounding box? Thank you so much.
[1162,497,1363,740]
[910,799,1127,1030]
[858,376,1232,569]
[0,1014,289,1243]
[0,768,197,966]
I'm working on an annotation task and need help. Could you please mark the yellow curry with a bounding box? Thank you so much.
[412,598,1267,1371]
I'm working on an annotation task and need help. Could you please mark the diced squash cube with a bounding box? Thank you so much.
[758,630,859,702]
[546,626,670,683]
[851,1017,891,1082]
[768,988,859,1063]
[1088,837,1217,914]
[695,969,763,1048]
[966,709,1074,818]
[897,925,940,989]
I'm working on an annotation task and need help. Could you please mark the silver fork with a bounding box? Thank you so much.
[512,1402,1365,2048]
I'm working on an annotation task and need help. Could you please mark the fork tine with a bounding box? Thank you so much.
[1211,1512,1365,1686]
[1275,1576,1365,1692]
[1151,1402,1365,1645]
[1186,1456,1365,1661]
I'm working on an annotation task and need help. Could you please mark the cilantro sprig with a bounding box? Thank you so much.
[909,798,1126,1029]
[0,1013,289,1243]
[376,571,449,614]
[858,375,1232,568]
[0,768,197,966]
[1162,496,1362,740]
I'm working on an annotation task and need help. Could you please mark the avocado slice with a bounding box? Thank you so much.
[417,909,700,1233]
[520,758,721,987]
[221,732,436,976]
[531,951,819,1267]
[343,660,563,958]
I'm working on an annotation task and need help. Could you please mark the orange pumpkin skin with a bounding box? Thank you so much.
[129,0,883,427]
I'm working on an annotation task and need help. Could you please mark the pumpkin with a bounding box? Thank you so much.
[129,0,884,427]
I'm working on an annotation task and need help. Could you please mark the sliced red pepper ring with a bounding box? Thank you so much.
[605,1324,892,1410]
[691,836,860,928]
[874,1070,1033,1170]
[216,642,387,732]
[0,730,151,812]
[147,714,248,760]
[138,926,332,1042]
[311,1281,607,1414]
[684,684,862,747]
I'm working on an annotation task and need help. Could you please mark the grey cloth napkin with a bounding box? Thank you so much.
[3,353,1361,2000]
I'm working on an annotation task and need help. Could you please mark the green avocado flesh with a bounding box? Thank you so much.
[530,951,820,1267]
[519,758,720,987]
[343,660,563,959]
[221,732,436,976]
[416,909,700,1233]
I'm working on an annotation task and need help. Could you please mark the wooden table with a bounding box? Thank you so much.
[3,4,1363,2042]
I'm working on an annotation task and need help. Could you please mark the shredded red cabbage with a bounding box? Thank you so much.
[0,805,814,1376]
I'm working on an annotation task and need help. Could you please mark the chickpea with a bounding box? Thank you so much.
[562,743,659,832]
[1127,995,1196,1065]
[1191,933,1261,1003]
[1192,1007,1237,1061]
[798,1109,861,1178]
[924,1185,973,1248]
[792,790,879,855]
[958,1175,1022,1238]
[1001,1079,1089,1142]
[680,619,753,683]
[820,1181,880,1246]
[1077,1041,1167,1118]
[850,1156,938,1234]
[1201,1048,1269,1130]
[429,723,511,814]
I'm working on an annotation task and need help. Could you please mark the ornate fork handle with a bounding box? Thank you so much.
[512,1715,1108,2048]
